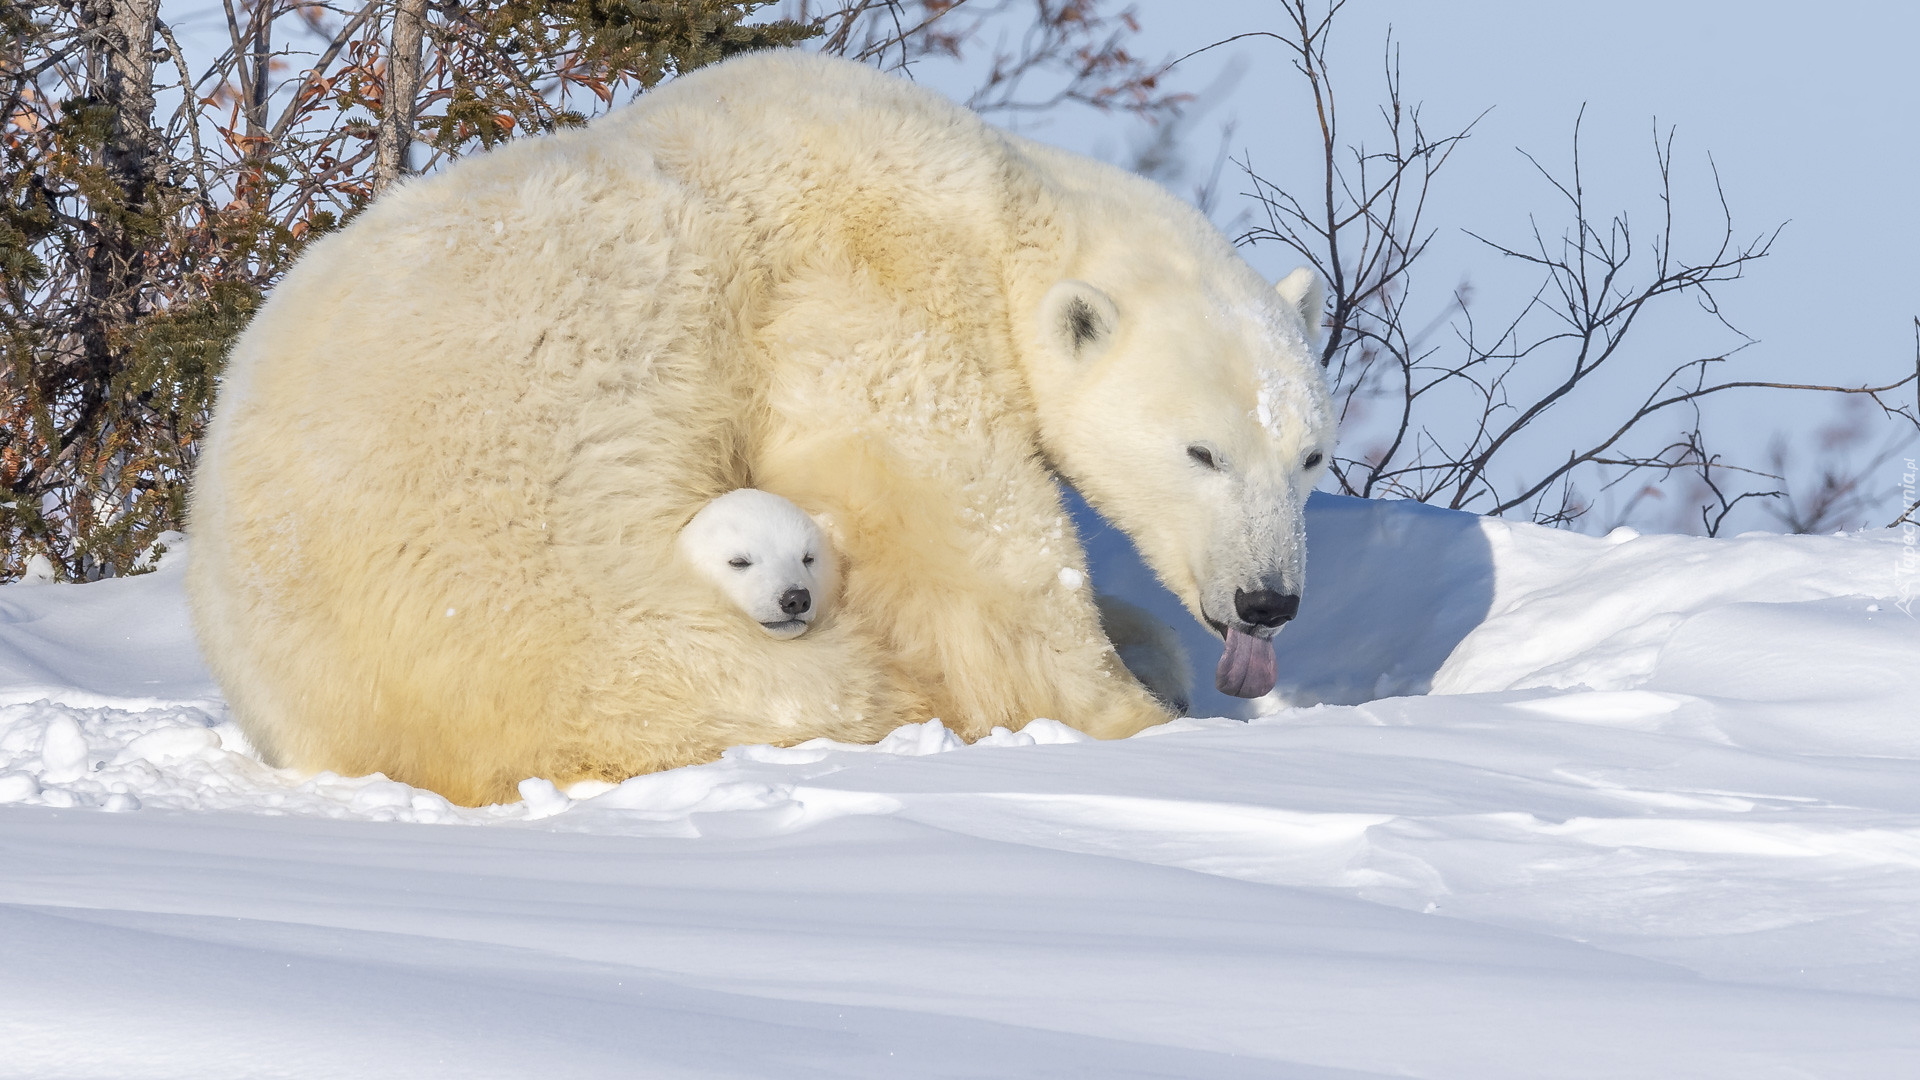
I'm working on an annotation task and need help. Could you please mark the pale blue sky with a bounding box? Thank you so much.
[940,0,1918,530]
[1176,0,1920,391]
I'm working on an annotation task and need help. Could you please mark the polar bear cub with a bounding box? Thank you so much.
[677,489,838,639]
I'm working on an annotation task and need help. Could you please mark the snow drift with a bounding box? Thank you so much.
[2,493,1917,1078]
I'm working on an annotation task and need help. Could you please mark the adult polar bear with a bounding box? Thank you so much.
[188,51,1334,805]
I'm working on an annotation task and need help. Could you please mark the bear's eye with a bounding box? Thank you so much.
[1187,444,1222,471]
[802,554,815,566]
[1304,451,1324,470]
[728,557,751,570]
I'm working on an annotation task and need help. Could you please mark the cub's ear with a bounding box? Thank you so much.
[1040,280,1119,361]
[1274,267,1324,348]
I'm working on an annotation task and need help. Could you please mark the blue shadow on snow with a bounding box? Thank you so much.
[1064,488,1497,720]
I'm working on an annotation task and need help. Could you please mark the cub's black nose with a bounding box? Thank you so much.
[780,588,812,617]
[1234,588,1298,629]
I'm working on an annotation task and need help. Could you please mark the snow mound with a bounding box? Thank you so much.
[1436,519,1917,698]
[0,553,219,711]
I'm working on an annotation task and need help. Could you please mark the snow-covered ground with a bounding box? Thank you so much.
[3,494,1918,1078]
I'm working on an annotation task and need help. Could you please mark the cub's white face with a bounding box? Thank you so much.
[1028,256,1335,650]
[677,489,839,639]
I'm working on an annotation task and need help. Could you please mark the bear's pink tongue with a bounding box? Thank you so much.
[1215,626,1278,698]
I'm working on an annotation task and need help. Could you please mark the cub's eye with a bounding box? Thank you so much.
[728,557,751,570]
[1186,444,1221,470]
[802,554,815,566]
[1304,451,1324,469]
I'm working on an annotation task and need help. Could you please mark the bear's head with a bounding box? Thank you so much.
[677,489,840,640]
[1022,216,1335,698]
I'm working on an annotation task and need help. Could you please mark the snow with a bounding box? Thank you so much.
[3,494,1918,1077]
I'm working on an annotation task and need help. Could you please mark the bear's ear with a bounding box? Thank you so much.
[1274,267,1324,348]
[1040,280,1119,361]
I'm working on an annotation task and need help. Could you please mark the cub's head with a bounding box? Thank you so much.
[677,489,839,640]
[1019,186,1335,696]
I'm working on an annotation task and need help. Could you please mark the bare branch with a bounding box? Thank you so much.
[1222,1,1916,535]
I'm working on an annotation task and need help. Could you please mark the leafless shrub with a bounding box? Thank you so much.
[796,0,1185,121]
[1759,324,1920,533]
[1209,0,1920,534]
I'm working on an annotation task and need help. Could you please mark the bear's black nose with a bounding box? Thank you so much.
[780,588,811,617]
[1234,588,1298,629]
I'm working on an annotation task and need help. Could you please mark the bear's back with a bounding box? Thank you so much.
[184,52,1159,803]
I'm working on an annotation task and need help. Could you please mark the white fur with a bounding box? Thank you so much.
[186,51,1335,804]
[678,490,837,639]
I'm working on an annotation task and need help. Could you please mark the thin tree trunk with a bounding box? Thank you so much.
[67,0,161,579]
[71,0,161,429]
[246,0,271,138]
[373,0,429,193]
